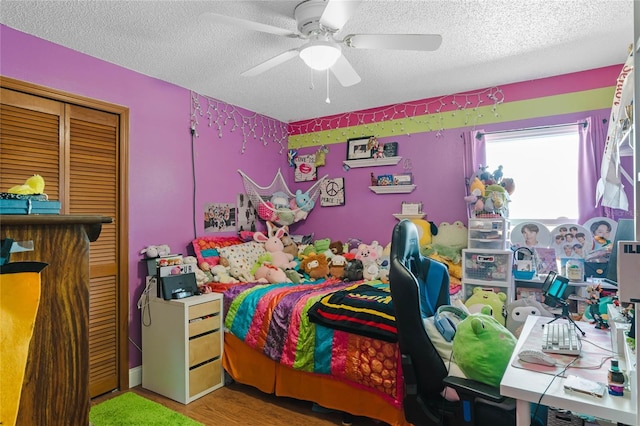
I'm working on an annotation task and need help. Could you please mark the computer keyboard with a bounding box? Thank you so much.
[541,322,581,355]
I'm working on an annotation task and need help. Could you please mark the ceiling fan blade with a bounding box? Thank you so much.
[319,0,363,30]
[330,55,361,87]
[344,34,442,51]
[241,49,299,77]
[200,12,302,39]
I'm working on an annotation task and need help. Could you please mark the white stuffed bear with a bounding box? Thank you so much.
[183,256,208,286]
[211,265,239,284]
[139,244,171,258]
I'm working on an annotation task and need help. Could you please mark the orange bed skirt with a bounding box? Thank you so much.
[223,332,411,426]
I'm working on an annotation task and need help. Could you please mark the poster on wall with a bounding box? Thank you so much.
[320,177,345,207]
[204,202,236,233]
[236,193,256,233]
[294,153,317,182]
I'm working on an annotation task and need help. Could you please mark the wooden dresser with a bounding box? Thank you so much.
[0,215,111,425]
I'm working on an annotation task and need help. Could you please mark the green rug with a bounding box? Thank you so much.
[90,392,203,425]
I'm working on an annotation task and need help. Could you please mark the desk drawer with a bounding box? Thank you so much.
[189,358,222,397]
[189,331,221,367]
[189,300,220,321]
[189,314,221,338]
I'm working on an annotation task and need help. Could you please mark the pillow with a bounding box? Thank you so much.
[192,236,244,268]
[423,316,467,379]
[218,241,266,279]
[452,313,517,388]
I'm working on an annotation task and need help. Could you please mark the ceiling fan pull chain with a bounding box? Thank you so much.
[325,69,331,104]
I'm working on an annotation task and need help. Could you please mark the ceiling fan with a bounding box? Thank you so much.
[202,0,442,87]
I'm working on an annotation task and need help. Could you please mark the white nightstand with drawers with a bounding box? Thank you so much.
[142,290,224,404]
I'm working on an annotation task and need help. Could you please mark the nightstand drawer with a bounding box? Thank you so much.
[189,299,220,321]
[189,314,221,338]
[189,358,222,397]
[189,331,221,367]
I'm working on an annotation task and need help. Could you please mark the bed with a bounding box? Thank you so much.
[190,235,455,425]
[219,278,411,426]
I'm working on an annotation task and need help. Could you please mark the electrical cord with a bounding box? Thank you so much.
[530,357,579,426]
[190,125,197,239]
[137,276,156,327]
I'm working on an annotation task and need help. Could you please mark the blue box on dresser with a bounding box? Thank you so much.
[0,199,61,214]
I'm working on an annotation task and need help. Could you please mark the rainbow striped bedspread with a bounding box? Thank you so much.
[223,279,403,407]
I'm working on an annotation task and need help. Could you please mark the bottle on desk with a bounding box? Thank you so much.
[607,359,625,396]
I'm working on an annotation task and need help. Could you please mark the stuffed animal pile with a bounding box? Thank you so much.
[256,188,316,225]
[463,165,514,218]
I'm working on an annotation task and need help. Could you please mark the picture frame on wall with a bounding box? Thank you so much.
[320,177,345,207]
[346,136,374,160]
[393,173,413,185]
[294,153,317,182]
[383,142,398,157]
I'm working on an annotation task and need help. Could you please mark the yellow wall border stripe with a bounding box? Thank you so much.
[287,86,614,149]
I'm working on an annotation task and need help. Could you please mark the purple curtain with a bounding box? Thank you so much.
[462,130,486,218]
[577,115,608,223]
[462,130,486,185]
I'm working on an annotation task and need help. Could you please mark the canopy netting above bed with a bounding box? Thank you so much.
[238,169,327,227]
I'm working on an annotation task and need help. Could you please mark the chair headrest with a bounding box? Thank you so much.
[390,220,421,263]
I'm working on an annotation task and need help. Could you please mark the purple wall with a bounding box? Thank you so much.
[1,25,286,368]
[2,25,631,373]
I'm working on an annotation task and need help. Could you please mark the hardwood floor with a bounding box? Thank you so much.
[92,381,388,426]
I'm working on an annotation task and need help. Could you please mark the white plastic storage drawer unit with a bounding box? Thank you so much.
[462,249,513,285]
[467,218,510,250]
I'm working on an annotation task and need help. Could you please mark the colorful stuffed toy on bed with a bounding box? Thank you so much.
[223,279,404,407]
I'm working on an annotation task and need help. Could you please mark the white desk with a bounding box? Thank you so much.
[500,315,637,426]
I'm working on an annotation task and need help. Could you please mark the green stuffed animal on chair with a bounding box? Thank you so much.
[452,312,517,387]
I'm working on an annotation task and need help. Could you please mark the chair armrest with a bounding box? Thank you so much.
[442,376,506,403]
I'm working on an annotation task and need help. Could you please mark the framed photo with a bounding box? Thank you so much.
[393,173,413,185]
[320,177,345,207]
[383,142,398,157]
[294,153,317,182]
[401,202,422,215]
[346,136,374,161]
[377,174,394,186]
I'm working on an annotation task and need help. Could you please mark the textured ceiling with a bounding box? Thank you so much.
[0,0,634,123]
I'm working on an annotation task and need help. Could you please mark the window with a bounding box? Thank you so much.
[484,126,580,226]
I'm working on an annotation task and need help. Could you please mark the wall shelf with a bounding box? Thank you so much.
[393,213,426,220]
[369,185,416,194]
[343,156,402,169]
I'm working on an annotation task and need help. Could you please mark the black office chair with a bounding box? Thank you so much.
[389,219,516,426]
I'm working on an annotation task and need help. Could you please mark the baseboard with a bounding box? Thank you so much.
[129,366,142,388]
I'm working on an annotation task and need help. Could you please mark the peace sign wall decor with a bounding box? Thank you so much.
[320,177,345,207]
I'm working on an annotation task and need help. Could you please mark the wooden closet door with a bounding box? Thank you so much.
[0,86,127,398]
[0,88,64,198]
[66,104,121,397]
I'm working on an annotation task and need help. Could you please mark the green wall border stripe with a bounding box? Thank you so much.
[287,86,614,149]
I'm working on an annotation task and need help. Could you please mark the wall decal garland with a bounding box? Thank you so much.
[288,87,505,147]
[191,91,289,154]
[190,88,504,152]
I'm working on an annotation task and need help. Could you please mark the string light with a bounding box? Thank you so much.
[191,87,504,152]
[289,87,504,146]
[191,91,288,154]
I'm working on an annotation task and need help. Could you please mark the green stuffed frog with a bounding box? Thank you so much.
[452,312,517,387]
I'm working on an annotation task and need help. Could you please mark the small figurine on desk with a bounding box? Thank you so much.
[586,284,609,329]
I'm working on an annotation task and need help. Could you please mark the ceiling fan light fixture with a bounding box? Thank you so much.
[299,40,341,71]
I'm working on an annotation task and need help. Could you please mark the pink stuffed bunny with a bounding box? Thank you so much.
[254,228,297,270]
[254,263,292,284]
